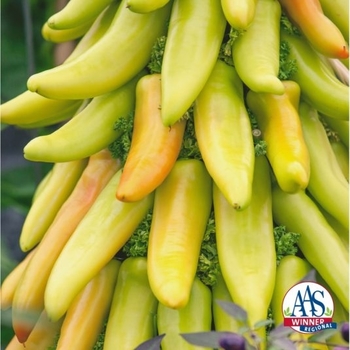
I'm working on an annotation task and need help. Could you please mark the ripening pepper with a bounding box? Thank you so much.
[147,159,212,309]
[56,259,121,350]
[157,277,212,350]
[44,168,154,322]
[278,0,349,58]
[246,80,310,194]
[116,73,186,202]
[19,158,88,252]
[220,0,257,29]
[11,150,120,343]
[103,257,158,350]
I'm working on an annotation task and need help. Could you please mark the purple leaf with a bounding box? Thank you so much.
[215,300,248,323]
[269,337,297,350]
[134,334,165,350]
[269,324,294,339]
[180,331,234,347]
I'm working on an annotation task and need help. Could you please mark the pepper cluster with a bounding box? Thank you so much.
[0,0,349,349]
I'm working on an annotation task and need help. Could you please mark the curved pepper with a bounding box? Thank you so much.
[232,0,285,95]
[278,0,349,58]
[213,155,276,350]
[280,30,349,121]
[271,185,349,312]
[19,158,88,252]
[147,159,212,309]
[56,259,121,350]
[44,168,154,322]
[193,59,255,210]
[247,80,310,194]
[298,101,349,229]
[157,277,212,350]
[27,0,172,100]
[103,257,158,350]
[12,150,120,342]
[23,71,145,163]
[330,139,349,181]
[126,0,171,13]
[116,74,186,202]
[47,0,114,29]
[160,0,226,126]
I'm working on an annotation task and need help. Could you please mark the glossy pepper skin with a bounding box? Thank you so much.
[56,259,120,350]
[157,277,212,350]
[232,0,285,95]
[160,0,226,126]
[23,71,146,163]
[220,0,257,29]
[44,169,154,322]
[278,0,349,59]
[0,249,36,310]
[12,151,120,343]
[147,159,212,309]
[27,0,172,100]
[193,60,255,210]
[212,274,241,333]
[103,257,158,350]
[298,101,349,230]
[271,185,349,312]
[247,80,310,194]
[7,311,63,350]
[280,30,349,121]
[213,155,276,350]
[19,158,88,252]
[116,74,186,202]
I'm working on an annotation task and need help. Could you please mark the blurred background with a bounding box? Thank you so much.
[1,0,75,346]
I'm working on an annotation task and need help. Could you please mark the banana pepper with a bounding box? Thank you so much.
[103,257,158,350]
[147,159,212,309]
[247,80,310,194]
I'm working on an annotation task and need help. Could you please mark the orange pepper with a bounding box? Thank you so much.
[116,74,186,202]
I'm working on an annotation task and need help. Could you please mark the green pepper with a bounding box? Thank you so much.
[247,80,310,194]
[44,169,154,322]
[232,0,284,95]
[23,71,146,163]
[27,0,172,99]
[280,30,349,120]
[321,114,349,147]
[157,277,212,350]
[19,159,88,252]
[271,255,312,326]
[298,101,349,229]
[271,185,349,312]
[193,59,255,210]
[147,159,212,309]
[212,274,241,333]
[160,0,226,126]
[213,155,276,350]
[103,257,158,350]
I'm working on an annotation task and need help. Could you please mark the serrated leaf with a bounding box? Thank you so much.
[180,331,233,347]
[215,300,248,323]
[134,334,165,350]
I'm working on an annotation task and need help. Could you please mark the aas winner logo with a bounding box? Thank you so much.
[282,281,337,333]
